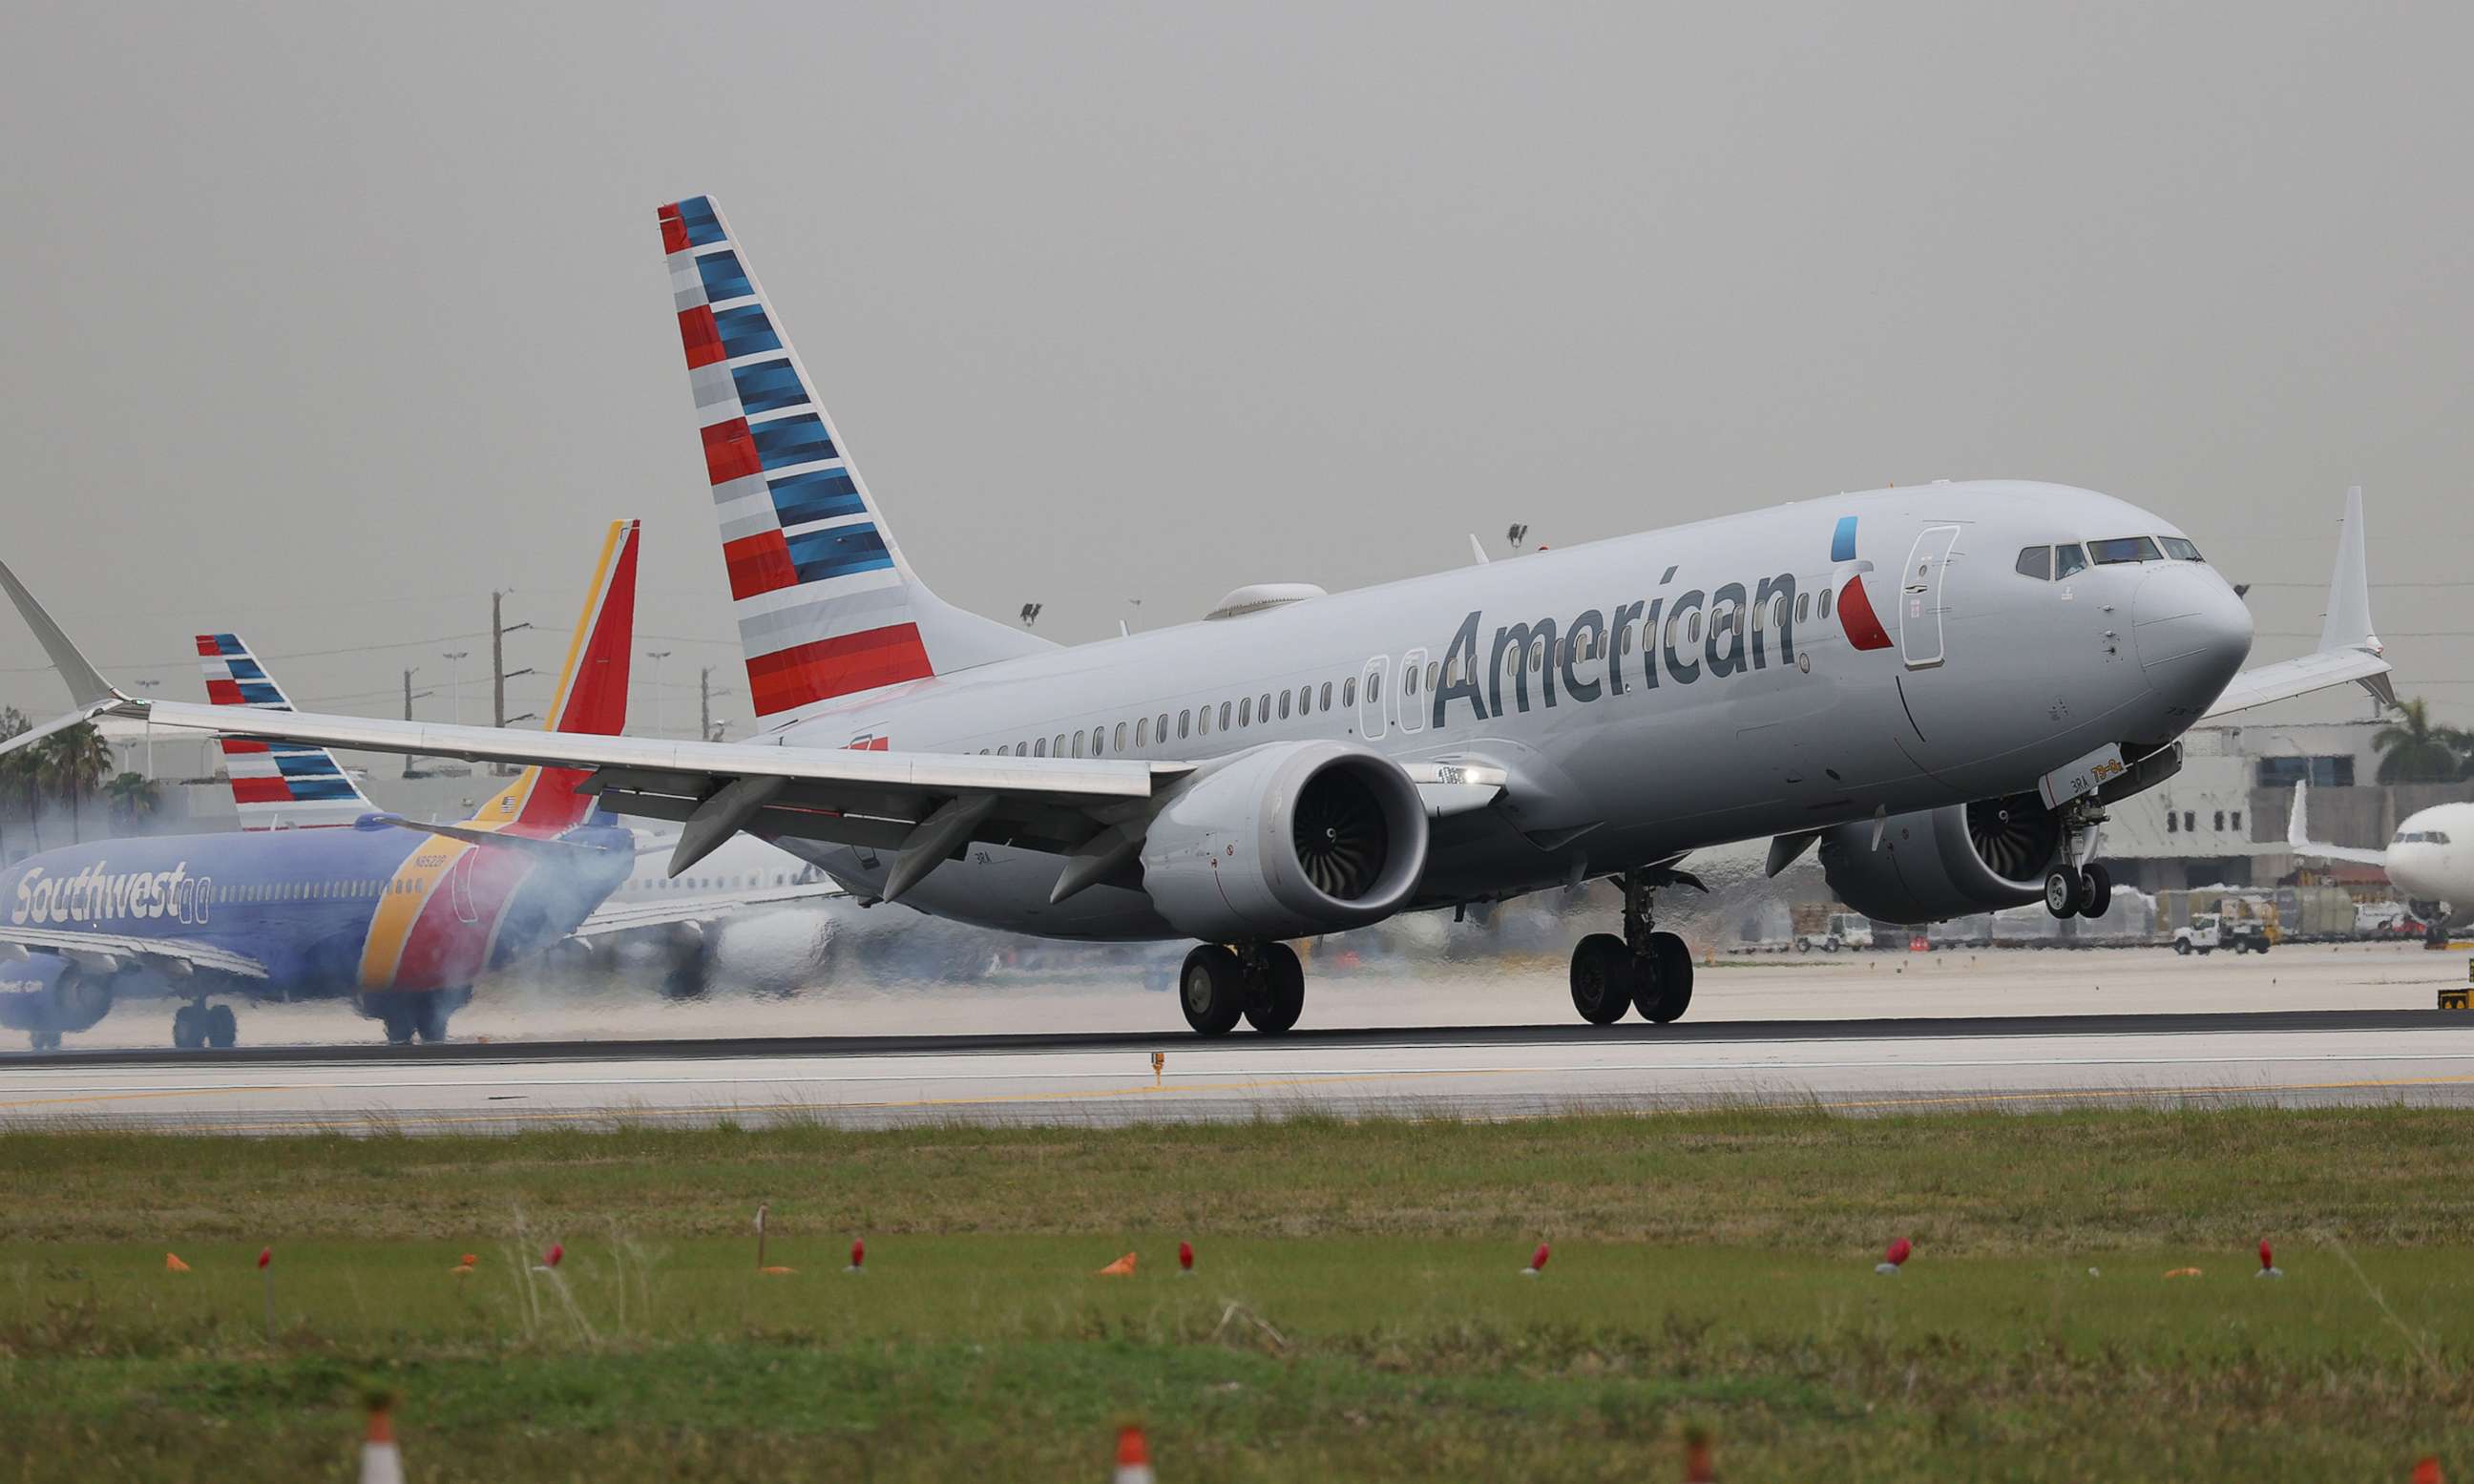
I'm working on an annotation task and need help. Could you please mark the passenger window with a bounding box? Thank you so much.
[2088,536,2161,565]
[1368,674,1380,704]
[1427,661,1439,690]
[1687,612,1701,644]
[1259,693,1271,720]
[2053,544,2088,578]
[1616,624,1632,655]
[1179,709,1191,738]
[2014,546,2051,580]
[2161,536,2204,561]
[1156,713,1167,741]
[1278,690,1291,720]
[1073,731,1086,758]
[1404,666,1419,697]
[1017,741,1029,756]
[1240,697,1252,726]
[1319,681,1332,711]
[1136,717,1148,747]
[1529,639,1543,673]
[1219,700,1232,729]
[1115,721,1128,751]
[1819,587,1835,619]
[1342,677,1356,707]
[1795,592,1810,622]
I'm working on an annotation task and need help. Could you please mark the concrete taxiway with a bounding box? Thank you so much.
[3,943,2467,1132]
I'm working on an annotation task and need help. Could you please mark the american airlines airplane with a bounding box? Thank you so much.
[0,196,2395,1038]
[2287,779,2472,936]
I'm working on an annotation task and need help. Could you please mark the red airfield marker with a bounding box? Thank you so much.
[1876,1238,1912,1275]
[1521,1243,1550,1277]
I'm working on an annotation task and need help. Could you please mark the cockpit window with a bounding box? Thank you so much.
[2398,829,2452,846]
[2014,546,2052,580]
[2160,536,2204,561]
[2088,536,2162,565]
[2054,544,2087,578]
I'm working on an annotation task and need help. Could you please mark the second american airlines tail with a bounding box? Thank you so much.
[2,194,2399,1039]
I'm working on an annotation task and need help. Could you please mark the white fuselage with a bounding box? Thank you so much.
[751,481,2252,941]
[2384,803,2474,909]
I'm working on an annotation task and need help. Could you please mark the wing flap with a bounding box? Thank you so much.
[0,925,268,979]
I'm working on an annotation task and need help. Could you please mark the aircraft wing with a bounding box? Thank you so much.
[2284,779,2389,868]
[0,925,269,980]
[2204,486,2396,720]
[568,880,848,940]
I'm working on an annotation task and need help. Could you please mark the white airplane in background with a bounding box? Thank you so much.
[2288,779,2473,937]
[1,194,2395,1038]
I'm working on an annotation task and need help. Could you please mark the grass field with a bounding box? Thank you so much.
[2,1106,2468,1479]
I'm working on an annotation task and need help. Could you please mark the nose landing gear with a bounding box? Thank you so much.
[2042,800,2114,920]
[1569,867,1699,1025]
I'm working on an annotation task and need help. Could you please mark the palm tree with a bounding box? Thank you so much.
[0,707,31,855]
[105,770,160,830]
[35,723,115,844]
[2372,698,2466,784]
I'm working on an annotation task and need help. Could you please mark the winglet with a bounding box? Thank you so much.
[2203,487,2396,718]
[2287,779,2309,853]
[1468,533,1491,566]
[2319,486,2383,664]
[0,556,118,708]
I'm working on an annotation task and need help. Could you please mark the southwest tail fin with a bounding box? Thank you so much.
[466,520,640,834]
[195,633,378,829]
[655,194,1048,728]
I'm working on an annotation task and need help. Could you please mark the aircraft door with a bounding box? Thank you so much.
[1359,657,1389,741]
[1899,525,1963,670]
[1396,648,1429,734]
[447,849,481,925]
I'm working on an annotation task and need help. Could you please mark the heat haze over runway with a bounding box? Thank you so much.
[3,945,2465,1132]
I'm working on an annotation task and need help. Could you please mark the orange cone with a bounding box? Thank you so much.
[1113,1424,1156,1484]
[2412,1458,2443,1484]
[164,1253,190,1273]
[1097,1252,1138,1277]
[359,1395,404,1484]
[451,1251,476,1276]
[1683,1424,1715,1482]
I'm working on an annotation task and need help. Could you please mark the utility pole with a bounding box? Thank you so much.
[698,666,736,742]
[645,650,673,736]
[400,667,432,777]
[442,650,470,724]
[491,591,534,773]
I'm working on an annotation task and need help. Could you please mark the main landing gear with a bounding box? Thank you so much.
[360,990,461,1046]
[1569,868,1696,1026]
[1179,941,1306,1037]
[170,999,239,1051]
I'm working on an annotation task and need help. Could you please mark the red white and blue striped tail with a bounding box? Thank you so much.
[195,633,378,830]
[656,194,1048,731]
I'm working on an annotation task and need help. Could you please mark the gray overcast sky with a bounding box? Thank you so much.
[3,2,2468,740]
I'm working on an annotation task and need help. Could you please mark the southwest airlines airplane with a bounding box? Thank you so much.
[0,196,2395,1039]
[0,523,644,1048]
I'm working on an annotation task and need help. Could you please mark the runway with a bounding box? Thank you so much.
[5,944,2465,1131]
[7,1006,2470,1133]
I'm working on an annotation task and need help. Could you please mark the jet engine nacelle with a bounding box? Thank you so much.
[1818,792,2064,924]
[0,960,113,1036]
[1140,741,1430,941]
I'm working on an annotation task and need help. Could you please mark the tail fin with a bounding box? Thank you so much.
[195,633,378,829]
[466,520,640,834]
[655,194,1049,728]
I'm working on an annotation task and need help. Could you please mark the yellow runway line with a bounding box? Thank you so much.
[0,1084,285,1111]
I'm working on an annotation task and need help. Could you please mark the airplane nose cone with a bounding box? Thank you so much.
[2132,564,2252,702]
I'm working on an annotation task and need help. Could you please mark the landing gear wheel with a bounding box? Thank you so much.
[2079,863,2112,919]
[2044,868,2082,919]
[1180,945,1246,1036]
[381,1005,416,1046]
[31,1031,61,1052]
[1640,931,1695,1023]
[411,995,452,1044]
[1569,933,1635,1026]
[1244,944,1306,1035]
[203,1004,238,1050]
[172,1003,204,1051]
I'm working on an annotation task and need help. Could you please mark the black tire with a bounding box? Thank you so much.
[1795,937,1812,953]
[1823,937,1839,952]
[412,994,453,1043]
[1642,932,1695,1022]
[2254,936,2270,954]
[172,1003,204,1051]
[2174,938,2191,956]
[1569,933,1634,1025]
[1180,945,1246,1036]
[380,1002,417,1045]
[203,1004,238,1050]
[661,939,714,1001]
[1245,944,1306,1035]
[2044,869,2080,919]
[2080,863,2112,919]
[31,1031,61,1052]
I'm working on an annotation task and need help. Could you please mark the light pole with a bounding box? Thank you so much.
[644,650,673,736]
[442,650,470,724]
